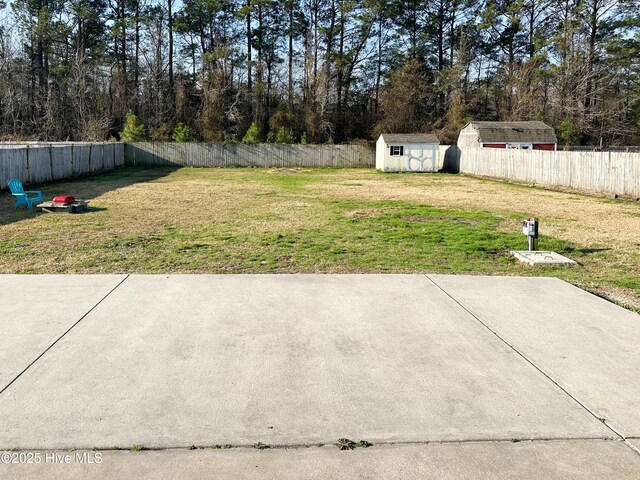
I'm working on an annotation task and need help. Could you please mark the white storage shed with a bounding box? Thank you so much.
[376,133,440,172]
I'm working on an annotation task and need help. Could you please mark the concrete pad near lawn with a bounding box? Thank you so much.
[2,440,640,480]
[0,275,127,390]
[0,275,612,450]
[428,274,640,438]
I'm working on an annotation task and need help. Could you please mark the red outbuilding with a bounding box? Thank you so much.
[457,121,557,151]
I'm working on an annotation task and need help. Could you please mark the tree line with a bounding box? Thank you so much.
[0,0,638,145]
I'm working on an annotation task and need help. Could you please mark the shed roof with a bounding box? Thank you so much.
[380,133,440,144]
[464,121,557,144]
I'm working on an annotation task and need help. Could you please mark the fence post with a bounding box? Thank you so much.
[25,145,31,184]
[49,145,54,181]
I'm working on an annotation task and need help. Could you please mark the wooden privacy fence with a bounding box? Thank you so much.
[460,147,640,198]
[0,143,125,189]
[125,143,375,168]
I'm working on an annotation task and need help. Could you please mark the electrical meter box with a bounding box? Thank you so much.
[522,218,539,251]
[522,219,538,237]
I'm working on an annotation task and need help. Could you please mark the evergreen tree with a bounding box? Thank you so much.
[242,122,261,143]
[173,122,197,142]
[119,111,146,141]
[274,126,293,143]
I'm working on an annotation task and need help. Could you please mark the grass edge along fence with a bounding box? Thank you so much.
[0,143,125,189]
[460,147,640,199]
[125,143,375,168]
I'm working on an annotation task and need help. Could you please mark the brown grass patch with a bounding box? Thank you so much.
[402,216,480,226]
[343,208,384,218]
[268,168,303,174]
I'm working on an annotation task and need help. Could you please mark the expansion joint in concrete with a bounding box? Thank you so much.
[424,274,640,457]
[0,274,130,397]
[1,436,625,453]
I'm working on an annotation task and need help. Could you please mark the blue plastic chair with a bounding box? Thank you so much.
[8,178,43,211]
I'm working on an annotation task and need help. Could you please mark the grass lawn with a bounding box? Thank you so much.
[1,166,639,311]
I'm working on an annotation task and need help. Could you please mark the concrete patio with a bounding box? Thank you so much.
[0,274,638,478]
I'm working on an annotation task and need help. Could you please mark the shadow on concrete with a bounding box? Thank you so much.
[0,166,178,227]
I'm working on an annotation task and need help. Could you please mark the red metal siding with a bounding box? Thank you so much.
[483,144,506,149]
[533,144,556,151]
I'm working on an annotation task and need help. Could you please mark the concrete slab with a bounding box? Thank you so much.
[2,441,640,480]
[628,438,640,452]
[0,275,610,449]
[428,275,640,437]
[511,251,577,266]
[0,275,127,390]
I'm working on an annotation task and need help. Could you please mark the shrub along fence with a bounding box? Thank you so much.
[0,143,125,189]
[460,147,640,199]
[125,143,375,168]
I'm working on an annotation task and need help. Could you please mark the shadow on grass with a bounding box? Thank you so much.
[563,247,611,256]
[80,206,108,213]
[0,166,178,227]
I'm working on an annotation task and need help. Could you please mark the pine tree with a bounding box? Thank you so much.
[242,122,261,144]
[173,122,196,142]
[274,127,293,143]
[558,120,581,147]
[119,111,146,141]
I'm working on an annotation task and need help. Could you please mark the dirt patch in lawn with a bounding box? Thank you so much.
[588,285,640,311]
[344,208,385,218]
[402,216,480,226]
[269,168,303,175]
